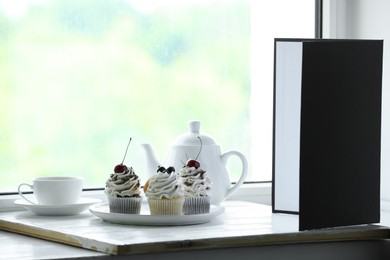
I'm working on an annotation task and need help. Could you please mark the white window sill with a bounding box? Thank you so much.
[0,182,272,212]
[4,183,390,213]
[227,182,272,205]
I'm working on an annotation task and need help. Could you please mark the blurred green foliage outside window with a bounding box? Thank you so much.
[0,0,314,192]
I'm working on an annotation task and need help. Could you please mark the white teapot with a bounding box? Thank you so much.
[140,120,248,205]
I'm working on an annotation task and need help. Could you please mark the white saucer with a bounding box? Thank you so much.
[89,202,225,226]
[14,198,101,216]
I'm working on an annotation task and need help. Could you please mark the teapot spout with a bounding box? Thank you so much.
[140,143,161,177]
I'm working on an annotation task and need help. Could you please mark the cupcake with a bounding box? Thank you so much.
[180,159,212,214]
[144,166,184,215]
[105,138,142,214]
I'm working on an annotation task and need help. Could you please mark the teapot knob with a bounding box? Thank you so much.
[189,120,201,134]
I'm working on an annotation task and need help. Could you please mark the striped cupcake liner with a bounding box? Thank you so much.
[107,196,142,214]
[147,198,184,215]
[182,197,211,215]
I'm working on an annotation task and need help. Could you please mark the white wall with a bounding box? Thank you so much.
[324,0,390,207]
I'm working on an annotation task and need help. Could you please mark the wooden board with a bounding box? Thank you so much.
[0,201,389,255]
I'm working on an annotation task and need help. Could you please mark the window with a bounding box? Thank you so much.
[0,0,314,193]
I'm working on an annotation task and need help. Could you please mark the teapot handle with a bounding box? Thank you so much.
[221,151,248,200]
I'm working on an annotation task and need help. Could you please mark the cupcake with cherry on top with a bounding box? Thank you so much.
[180,158,212,214]
[105,138,142,214]
[179,136,212,214]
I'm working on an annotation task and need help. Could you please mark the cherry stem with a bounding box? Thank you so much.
[195,136,202,160]
[121,137,132,165]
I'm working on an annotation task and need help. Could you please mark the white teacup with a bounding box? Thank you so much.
[18,176,84,205]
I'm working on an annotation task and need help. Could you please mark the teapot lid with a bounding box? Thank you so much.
[173,120,217,146]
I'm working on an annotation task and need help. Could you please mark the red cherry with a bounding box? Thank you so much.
[181,137,203,169]
[114,164,128,173]
[186,159,200,169]
[114,138,132,173]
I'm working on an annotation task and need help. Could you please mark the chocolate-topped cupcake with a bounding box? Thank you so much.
[144,166,184,215]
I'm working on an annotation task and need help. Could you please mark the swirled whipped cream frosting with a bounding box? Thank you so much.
[105,167,142,198]
[145,166,184,199]
[180,165,212,197]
